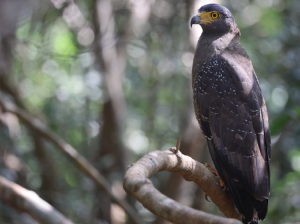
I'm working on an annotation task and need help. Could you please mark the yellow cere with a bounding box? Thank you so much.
[197,11,220,24]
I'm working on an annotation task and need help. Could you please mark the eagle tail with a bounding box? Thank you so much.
[249,221,258,224]
[226,177,255,223]
[202,120,268,222]
[251,198,268,220]
[204,137,258,223]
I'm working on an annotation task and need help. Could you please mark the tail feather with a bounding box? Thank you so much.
[206,137,268,223]
[251,198,268,220]
[206,138,253,222]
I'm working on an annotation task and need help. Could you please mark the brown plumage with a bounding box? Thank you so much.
[190,4,271,224]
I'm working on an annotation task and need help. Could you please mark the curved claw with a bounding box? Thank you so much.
[222,185,227,192]
[205,194,211,202]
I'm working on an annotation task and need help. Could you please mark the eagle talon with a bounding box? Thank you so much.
[205,163,225,188]
[222,185,227,192]
[205,194,211,202]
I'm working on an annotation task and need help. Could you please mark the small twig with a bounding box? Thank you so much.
[124,148,243,224]
[0,95,145,224]
[0,176,74,224]
[175,135,181,154]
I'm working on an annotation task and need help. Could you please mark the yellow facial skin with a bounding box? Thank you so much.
[197,11,220,24]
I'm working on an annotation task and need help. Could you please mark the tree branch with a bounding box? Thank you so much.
[0,176,73,224]
[0,96,145,224]
[123,148,243,224]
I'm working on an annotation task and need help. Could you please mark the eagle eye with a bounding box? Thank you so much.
[211,12,219,19]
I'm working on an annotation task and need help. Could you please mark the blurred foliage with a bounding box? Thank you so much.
[0,0,300,223]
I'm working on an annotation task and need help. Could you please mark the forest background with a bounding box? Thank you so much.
[0,0,299,223]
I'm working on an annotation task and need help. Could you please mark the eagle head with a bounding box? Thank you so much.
[190,4,239,36]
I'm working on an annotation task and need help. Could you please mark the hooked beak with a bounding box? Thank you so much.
[190,14,201,27]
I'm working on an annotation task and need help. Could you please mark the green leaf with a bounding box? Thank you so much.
[51,30,78,57]
[285,172,299,186]
[288,148,300,161]
[16,23,31,40]
[294,106,300,115]
[258,10,283,36]
[158,88,173,105]
[270,114,291,136]
[66,129,83,147]
[65,171,78,187]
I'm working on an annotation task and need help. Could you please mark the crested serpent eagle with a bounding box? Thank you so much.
[190,4,271,224]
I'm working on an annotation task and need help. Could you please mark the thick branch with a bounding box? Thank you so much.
[0,176,73,224]
[0,96,145,224]
[124,148,243,224]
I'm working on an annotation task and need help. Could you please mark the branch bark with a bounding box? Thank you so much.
[123,148,243,224]
[0,176,73,224]
[0,96,145,224]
